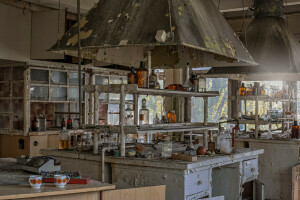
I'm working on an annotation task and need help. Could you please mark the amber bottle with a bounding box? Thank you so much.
[127,67,137,84]
[67,114,72,129]
[167,111,176,123]
[239,83,246,96]
[291,121,299,139]
[61,118,66,129]
[247,85,253,96]
[137,61,148,88]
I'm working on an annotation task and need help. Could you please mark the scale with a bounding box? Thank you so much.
[17,156,61,173]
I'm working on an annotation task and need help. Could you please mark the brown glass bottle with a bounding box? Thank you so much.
[167,111,176,123]
[67,114,72,129]
[127,67,137,84]
[32,117,39,132]
[239,83,246,96]
[137,61,148,88]
[292,121,299,139]
[61,118,66,129]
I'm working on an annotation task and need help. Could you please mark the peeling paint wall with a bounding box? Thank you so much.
[0,2,31,61]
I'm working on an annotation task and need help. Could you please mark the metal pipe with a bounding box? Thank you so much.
[120,85,126,157]
[77,0,82,128]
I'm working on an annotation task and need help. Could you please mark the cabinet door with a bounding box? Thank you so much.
[253,179,265,200]
[30,136,48,157]
[293,163,300,200]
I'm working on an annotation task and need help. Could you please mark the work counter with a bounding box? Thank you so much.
[41,148,263,200]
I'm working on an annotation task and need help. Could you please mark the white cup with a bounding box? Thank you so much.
[54,174,70,187]
[29,175,43,188]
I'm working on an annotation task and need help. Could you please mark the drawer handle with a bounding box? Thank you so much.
[197,181,202,185]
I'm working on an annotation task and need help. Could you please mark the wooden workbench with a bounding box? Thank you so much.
[0,180,115,200]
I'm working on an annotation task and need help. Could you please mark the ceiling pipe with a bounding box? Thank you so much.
[77,0,82,128]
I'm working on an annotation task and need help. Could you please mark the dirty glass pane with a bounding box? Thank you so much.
[50,87,67,101]
[12,83,24,97]
[0,99,10,113]
[13,66,24,80]
[96,76,109,102]
[68,87,84,101]
[107,104,120,125]
[13,114,23,130]
[31,69,49,84]
[0,67,12,81]
[0,83,10,97]
[13,99,23,113]
[69,72,84,86]
[50,71,67,85]
[0,116,10,129]
[30,86,48,100]
[191,97,204,123]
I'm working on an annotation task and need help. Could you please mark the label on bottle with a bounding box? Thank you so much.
[139,114,144,121]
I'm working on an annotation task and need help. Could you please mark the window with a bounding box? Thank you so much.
[191,78,228,123]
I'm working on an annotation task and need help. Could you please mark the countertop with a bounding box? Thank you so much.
[29,129,84,136]
[0,180,115,200]
[236,137,300,145]
[41,148,264,170]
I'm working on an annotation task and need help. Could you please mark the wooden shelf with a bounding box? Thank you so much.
[84,123,217,134]
[84,84,219,98]
[231,95,296,102]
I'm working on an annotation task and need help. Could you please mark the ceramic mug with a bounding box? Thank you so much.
[29,175,43,188]
[54,174,70,187]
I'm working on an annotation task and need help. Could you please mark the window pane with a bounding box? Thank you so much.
[12,83,24,97]
[191,97,204,123]
[13,66,24,80]
[31,69,49,84]
[50,71,67,85]
[138,95,164,124]
[69,72,84,86]
[0,67,12,81]
[68,87,84,101]
[30,86,48,100]
[13,99,23,113]
[96,76,109,102]
[0,83,10,97]
[0,116,10,129]
[50,87,67,101]
[207,78,228,123]
[0,99,10,113]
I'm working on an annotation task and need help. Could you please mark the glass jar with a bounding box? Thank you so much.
[168,111,176,123]
[161,140,172,158]
[198,76,206,92]
[239,83,246,96]
[139,98,149,125]
[125,104,134,125]
[59,127,70,150]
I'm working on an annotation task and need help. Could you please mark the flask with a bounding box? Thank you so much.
[183,62,193,92]
[127,67,137,84]
[153,114,160,124]
[292,121,299,139]
[239,83,246,96]
[137,61,148,88]
[139,99,149,125]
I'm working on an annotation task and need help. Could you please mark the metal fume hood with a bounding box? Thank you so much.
[49,0,256,69]
[208,0,300,77]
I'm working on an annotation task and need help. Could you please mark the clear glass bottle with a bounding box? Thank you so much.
[125,104,134,125]
[168,111,176,123]
[162,137,172,158]
[198,76,206,92]
[139,98,149,125]
[127,67,137,84]
[137,61,148,88]
[183,62,193,92]
[59,127,70,150]
[149,69,158,89]
[190,73,199,92]
[239,83,246,96]
[153,114,160,124]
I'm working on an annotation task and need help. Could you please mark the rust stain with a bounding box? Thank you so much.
[74,16,89,28]
[67,30,94,46]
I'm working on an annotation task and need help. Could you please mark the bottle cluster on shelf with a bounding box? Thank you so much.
[239,82,265,96]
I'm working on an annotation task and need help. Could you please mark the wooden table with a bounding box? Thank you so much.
[0,180,115,200]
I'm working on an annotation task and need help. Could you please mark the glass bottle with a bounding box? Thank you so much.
[239,83,246,96]
[162,139,172,158]
[59,127,70,150]
[190,73,199,92]
[38,113,46,131]
[149,69,157,89]
[61,118,66,129]
[139,98,149,125]
[67,114,73,129]
[247,84,253,96]
[161,111,168,124]
[291,121,299,139]
[137,61,148,88]
[32,117,39,132]
[125,105,134,125]
[153,114,160,124]
[168,111,176,123]
[261,85,265,96]
[183,62,193,92]
[127,67,137,84]
[198,75,206,92]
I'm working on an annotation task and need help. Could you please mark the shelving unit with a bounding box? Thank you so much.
[231,95,296,138]
[84,84,219,157]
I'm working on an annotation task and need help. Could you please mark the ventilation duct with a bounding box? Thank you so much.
[207,0,300,76]
[49,0,256,69]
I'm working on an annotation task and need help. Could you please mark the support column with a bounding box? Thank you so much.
[24,67,30,136]
[120,85,126,157]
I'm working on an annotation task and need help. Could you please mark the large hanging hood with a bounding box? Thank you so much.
[49,0,256,69]
[208,0,300,76]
